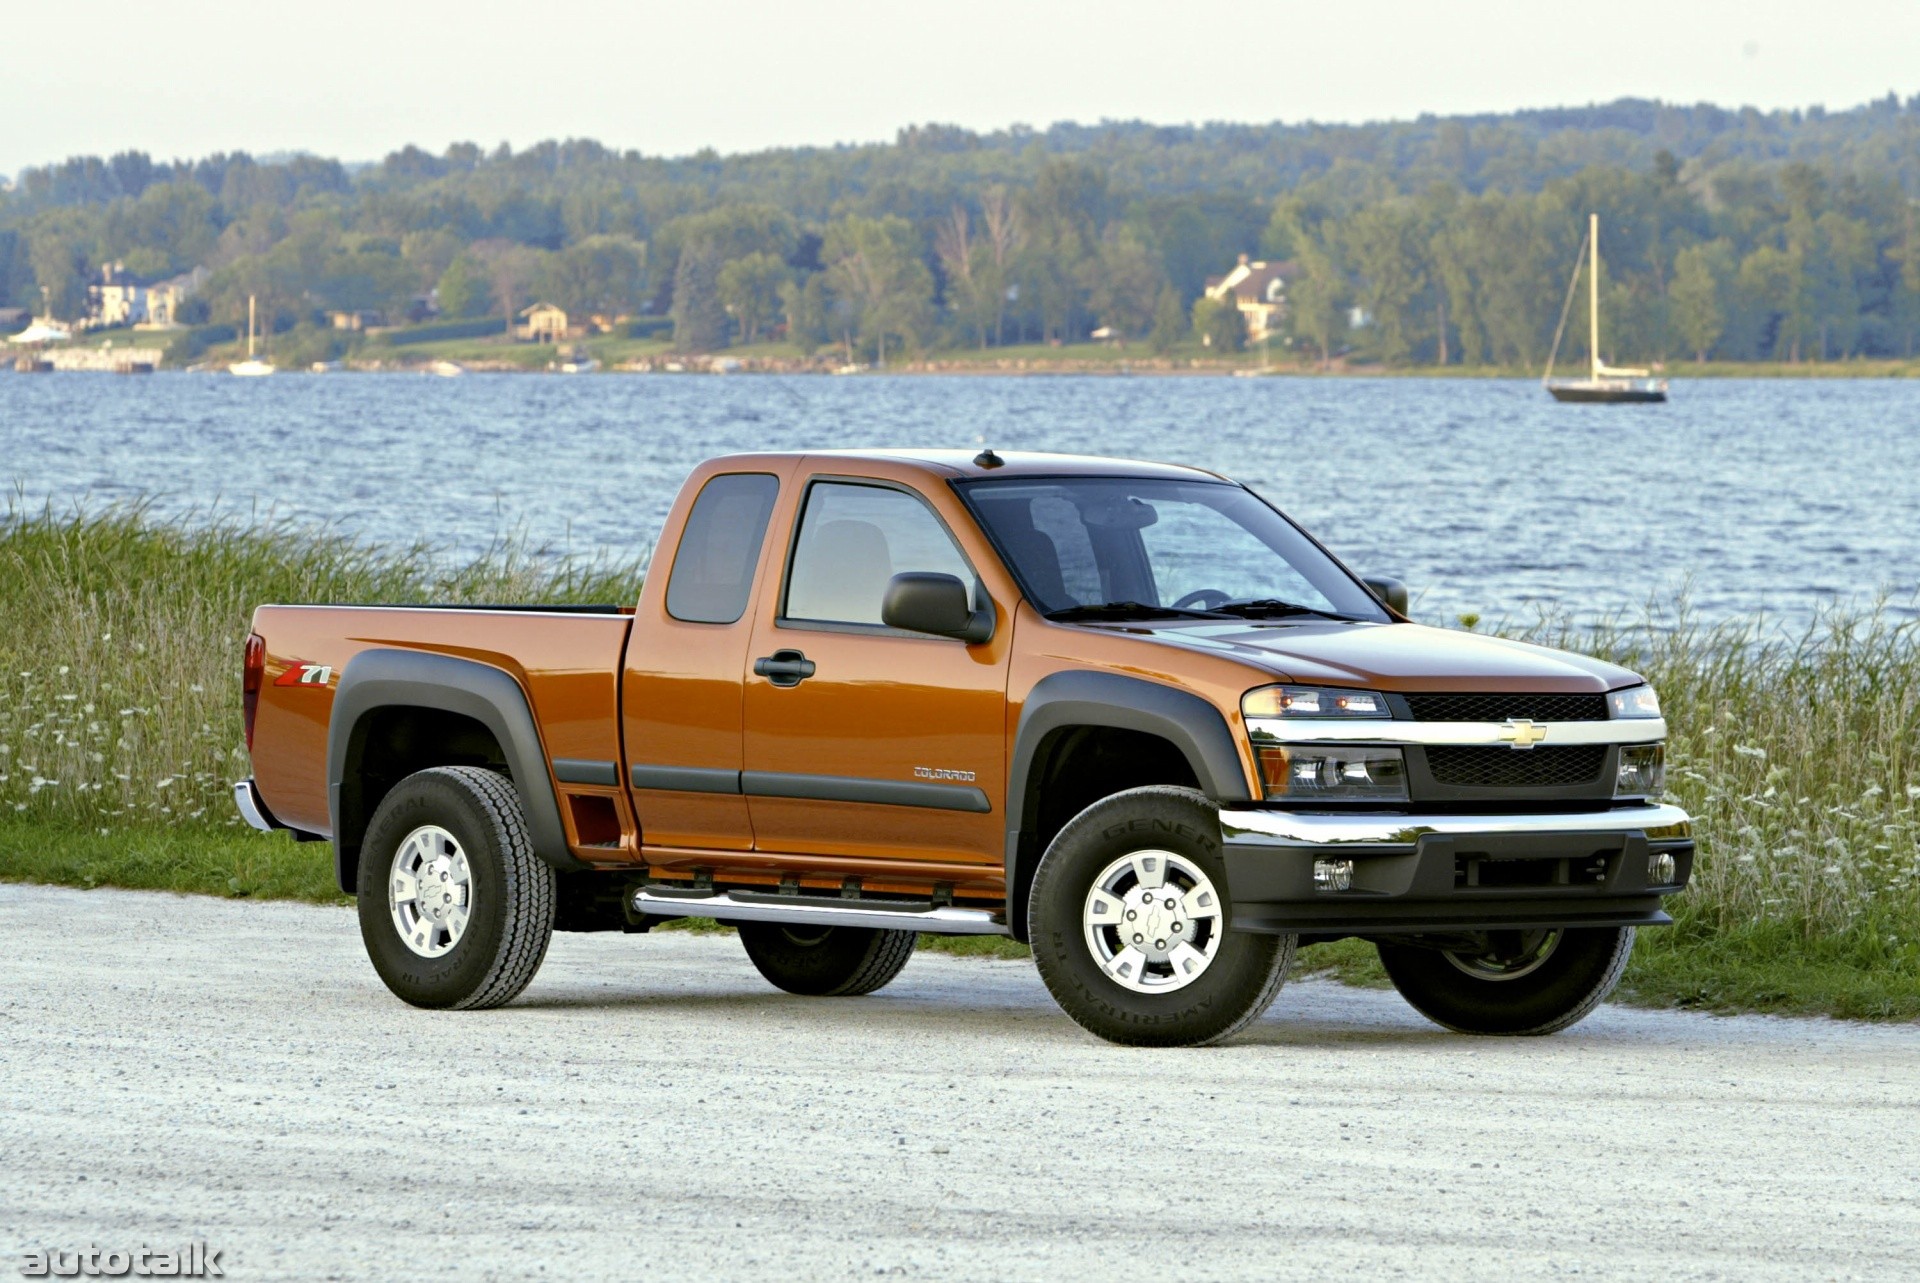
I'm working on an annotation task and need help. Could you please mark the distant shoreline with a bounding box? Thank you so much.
[22,329,1920,380]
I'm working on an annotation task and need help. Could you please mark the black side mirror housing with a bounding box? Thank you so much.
[882,572,994,643]
[1362,575,1410,616]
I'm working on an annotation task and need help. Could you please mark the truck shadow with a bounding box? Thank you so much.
[510,982,1485,1048]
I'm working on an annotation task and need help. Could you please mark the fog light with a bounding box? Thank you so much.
[1314,859,1355,893]
[1648,851,1678,886]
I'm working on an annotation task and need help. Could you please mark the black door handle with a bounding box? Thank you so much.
[753,649,816,687]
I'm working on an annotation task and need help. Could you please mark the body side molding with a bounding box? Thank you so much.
[1003,669,1254,940]
[553,758,621,786]
[742,770,992,813]
[328,648,585,892]
[629,764,744,794]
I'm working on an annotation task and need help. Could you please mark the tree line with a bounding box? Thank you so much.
[3,95,1918,363]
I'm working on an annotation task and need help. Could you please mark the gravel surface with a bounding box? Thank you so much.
[4,882,1918,1281]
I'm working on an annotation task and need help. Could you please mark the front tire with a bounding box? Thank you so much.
[1028,786,1294,1047]
[738,922,918,996]
[1377,926,1634,1035]
[357,766,556,1010]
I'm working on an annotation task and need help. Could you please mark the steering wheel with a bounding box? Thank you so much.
[1172,588,1232,611]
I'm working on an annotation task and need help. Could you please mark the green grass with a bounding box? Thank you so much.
[0,817,344,902]
[2,503,1917,1020]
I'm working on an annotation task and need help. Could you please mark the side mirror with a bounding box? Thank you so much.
[1362,575,1409,616]
[882,572,994,643]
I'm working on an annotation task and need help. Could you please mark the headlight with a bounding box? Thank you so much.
[1243,685,1390,719]
[1254,744,1409,801]
[1616,744,1666,799]
[1608,685,1661,719]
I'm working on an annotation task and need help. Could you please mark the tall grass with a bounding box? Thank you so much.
[1514,606,1920,940]
[0,497,644,831]
[3,503,1916,1015]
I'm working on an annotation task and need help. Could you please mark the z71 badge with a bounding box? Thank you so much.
[274,661,335,687]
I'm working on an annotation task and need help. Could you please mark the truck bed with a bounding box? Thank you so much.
[249,604,634,838]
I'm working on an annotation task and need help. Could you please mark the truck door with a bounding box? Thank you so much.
[740,474,1012,875]
[622,466,789,851]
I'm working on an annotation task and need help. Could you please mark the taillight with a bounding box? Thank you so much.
[243,632,265,750]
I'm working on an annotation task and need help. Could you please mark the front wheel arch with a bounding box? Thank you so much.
[1004,671,1254,941]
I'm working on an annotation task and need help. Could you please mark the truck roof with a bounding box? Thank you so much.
[710,449,1232,484]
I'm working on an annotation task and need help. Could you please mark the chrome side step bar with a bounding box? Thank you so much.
[630,886,1008,936]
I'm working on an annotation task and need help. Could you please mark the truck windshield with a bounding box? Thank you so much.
[958,477,1388,622]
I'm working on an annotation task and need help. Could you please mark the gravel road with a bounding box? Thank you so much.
[4,882,1918,1281]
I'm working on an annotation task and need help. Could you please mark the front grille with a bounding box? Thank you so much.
[1404,693,1609,723]
[1425,745,1609,789]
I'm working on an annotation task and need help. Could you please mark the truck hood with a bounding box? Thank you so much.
[1090,619,1641,692]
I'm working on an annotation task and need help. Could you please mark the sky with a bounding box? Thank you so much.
[5,0,1918,175]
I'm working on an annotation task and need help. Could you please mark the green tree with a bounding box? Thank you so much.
[934,204,1010,349]
[716,251,788,344]
[671,239,729,351]
[1016,160,1107,342]
[1286,246,1349,367]
[1896,204,1920,358]
[1190,294,1246,352]
[1084,225,1164,339]
[543,235,647,319]
[1341,202,1432,364]
[27,224,86,318]
[1148,286,1187,354]
[1729,245,1795,360]
[436,254,491,318]
[1669,241,1732,361]
[780,272,832,351]
[821,214,933,366]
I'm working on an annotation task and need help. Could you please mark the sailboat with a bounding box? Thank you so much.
[230,295,275,377]
[1544,213,1667,404]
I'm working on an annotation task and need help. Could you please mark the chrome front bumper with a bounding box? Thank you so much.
[1220,802,1692,848]
[1217,803,1694,936]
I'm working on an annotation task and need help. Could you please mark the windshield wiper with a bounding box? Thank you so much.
[1045,601,1233,622]
[1211,599,1355,621]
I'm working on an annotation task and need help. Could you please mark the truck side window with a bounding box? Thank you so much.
[784,482,973,627]
[666,473,780,624]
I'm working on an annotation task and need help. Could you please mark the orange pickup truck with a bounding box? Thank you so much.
[236,449,1692,1046]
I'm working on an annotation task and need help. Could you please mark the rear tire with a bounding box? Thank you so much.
[738,922,917,996]
[1028,786,1294,1047]
[1377,926,1634,1035]
[357,766,556,1010]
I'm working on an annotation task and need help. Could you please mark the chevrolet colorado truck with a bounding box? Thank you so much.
[236,449,1692,1046]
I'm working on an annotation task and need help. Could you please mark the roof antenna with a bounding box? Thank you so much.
[973,448,1004,469]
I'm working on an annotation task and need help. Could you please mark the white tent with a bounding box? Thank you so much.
[7,320,72,344]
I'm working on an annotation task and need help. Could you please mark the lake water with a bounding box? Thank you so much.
[2,371,1916,628]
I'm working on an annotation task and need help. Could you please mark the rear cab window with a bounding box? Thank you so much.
[666,473,781,624]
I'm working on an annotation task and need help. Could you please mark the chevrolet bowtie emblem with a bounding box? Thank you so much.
[1498,718,1549,748]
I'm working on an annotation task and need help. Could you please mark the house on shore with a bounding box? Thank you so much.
[515,302,575,343]
[88,264,148,328]
[141,269,206,328]
[1204,255,1296,341]
[86,263,205,330]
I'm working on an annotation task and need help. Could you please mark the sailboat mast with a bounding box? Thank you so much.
[1588,212,1600,381]
[248,295,257,359]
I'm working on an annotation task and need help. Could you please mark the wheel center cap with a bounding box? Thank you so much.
[417,858,461,922]
[1124,886,1189,961]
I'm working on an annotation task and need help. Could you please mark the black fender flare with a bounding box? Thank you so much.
[327,648,583,892]
[1003,669,1253,940]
